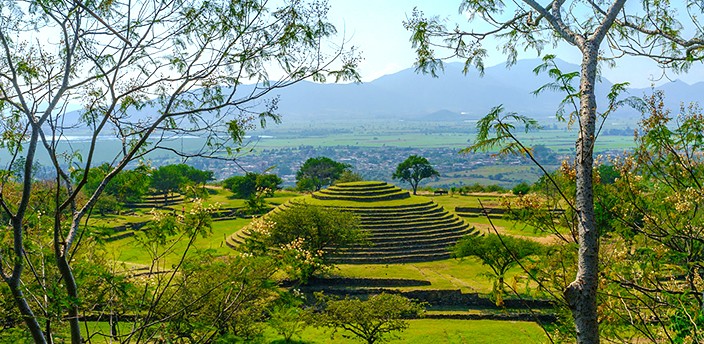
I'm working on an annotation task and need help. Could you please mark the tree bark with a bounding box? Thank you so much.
[6,126,48,344]
[7,277,47,343]
[565,42,600,344]
[56,255,82,344]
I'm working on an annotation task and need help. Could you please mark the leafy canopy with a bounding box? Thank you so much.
[0,0,358,341]
[243,203,365,282]
[224,172,282,199]
[392,155,439,195]
[296,157,351,191]
[315,292,425,344]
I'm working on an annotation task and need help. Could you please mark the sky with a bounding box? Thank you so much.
[326,0,704,88]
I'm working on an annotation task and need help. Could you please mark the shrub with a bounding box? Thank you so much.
[315,292,425,344]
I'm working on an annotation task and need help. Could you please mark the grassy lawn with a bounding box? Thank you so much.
[334,259,522,294]
[78,319,547,343]
[426,193,508,209]
[268,319,547,344]
[103,217,251,267]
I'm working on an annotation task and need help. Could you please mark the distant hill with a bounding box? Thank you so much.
[61,59,704,128]
[250,58,701,122]
[412,109,468,122]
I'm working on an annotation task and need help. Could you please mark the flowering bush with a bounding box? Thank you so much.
[279,237,330,283]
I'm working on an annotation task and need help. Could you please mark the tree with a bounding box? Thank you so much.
[178,164,215,197]
[152,253,278,342]
[151,164,188,204]
[224,172,282,199]
[315,292,425,344]
[0,0,357,341]
[392,155,439,195]
[597,93,704,342]
[243,204,365,282]
[296,157,351,191]
[256,174,283,197]
[224,173,259,199]
[512,182,531,196]
[73,163,151,206]
[406,1,704,341]
[335,170,364,184]
[453,234,542,306]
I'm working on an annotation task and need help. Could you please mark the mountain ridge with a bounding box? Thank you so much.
[61,58,703,127]
[265,58,700,122]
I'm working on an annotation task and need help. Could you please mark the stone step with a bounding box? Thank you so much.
[337,238,461,254]
[360,228,476,245]
[362,217,462,230]
[360,213,454,225]
[328,251,451,264]
[326,184,397,193]
[365,220,467,235]
[320,201,435,210]
[352,207,445,218]
[341,227,472,250]
[317,188,402,197]
[331,181,388,189]
[312,190,410,202]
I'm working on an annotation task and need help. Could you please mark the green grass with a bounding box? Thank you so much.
[268,319,547,344]
[334,259,517,294]
[427,194,509,210]
[425,194,566,238]
[76,319,547,343]
[103,218,252,267]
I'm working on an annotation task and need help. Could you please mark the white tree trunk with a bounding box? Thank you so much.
[565,42,600,344]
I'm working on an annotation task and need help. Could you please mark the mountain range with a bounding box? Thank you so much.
[260,58,704,122]
[62,58,704,127]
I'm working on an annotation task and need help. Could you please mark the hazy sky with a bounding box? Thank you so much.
[327,0,704,88]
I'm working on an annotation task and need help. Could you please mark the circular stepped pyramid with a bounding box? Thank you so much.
[228,181,478,264]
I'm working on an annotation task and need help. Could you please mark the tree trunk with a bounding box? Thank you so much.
[565,43,600,343]
[56,255,82,344]
[8,127,48,344]
[8,280,47,343]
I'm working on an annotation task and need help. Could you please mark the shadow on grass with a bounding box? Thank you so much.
[302,276,432,288]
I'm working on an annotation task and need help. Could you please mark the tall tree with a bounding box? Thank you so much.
[0,0,358,342]
[392,155,439,195]
[296,156,351,191]
[406,1,704,342]
[453,233,542,305]
[151,164,188,204]
[224,172,282,199]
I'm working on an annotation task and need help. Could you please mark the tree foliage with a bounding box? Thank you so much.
[151,164,214,200]
[405,1,704,341]
[224,172,282,199]
[392,155,439,195]
[315,292,425,344]
[504,92,704,342]
[152,253,278,342]
[0,0,357,341]
[296,157,351,191]
[597,93,704,342]
[453,233,542,305]
[335,170,364,184]
[243,204,365,282]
